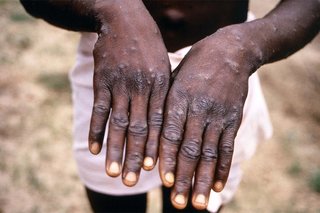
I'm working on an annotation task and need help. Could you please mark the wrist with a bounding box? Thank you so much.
[208,23,266,76]
[93,0,148,34]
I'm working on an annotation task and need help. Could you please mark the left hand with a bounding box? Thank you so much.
[159,25,262,210]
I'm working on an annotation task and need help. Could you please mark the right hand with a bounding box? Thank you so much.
[88,1,171,187]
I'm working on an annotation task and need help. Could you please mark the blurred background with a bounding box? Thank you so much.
[0,0,319,212]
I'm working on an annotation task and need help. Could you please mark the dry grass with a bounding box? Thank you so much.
[0,1,319,213]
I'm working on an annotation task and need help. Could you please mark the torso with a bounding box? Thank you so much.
[143,0,249,51]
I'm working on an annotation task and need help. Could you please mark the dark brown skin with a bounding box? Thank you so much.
[20,0,320,210]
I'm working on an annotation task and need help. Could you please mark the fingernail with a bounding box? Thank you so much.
[213,181,224,192]
[174,194,186,205]
[125,172,137,185]
[164,172,174,184]
[143,157,154,168]
[108,162,120,176]
[90,143,100,155]
[195,194,206,205]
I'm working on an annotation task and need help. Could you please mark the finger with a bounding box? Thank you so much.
[105,94,129,177]
[213,127,237,192]
[171,116,205,209]
[159,92,187,188]
[192,123,221,210]
[122,94,149,187]
[144,74,169,171]
[88,86,111,155]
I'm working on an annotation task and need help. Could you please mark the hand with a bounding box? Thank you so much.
[88,1,170,186]
[159,25,261,209]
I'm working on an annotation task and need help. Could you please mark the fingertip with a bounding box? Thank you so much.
[163,172,175,187]
[172,194,187,209]
[192,194,207,210]
[123,172,138,187]
[89,142,101,155]
[213,181,224,192]
[106,162,121,177]
[143,157,154,171]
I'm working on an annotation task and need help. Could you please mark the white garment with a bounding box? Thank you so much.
[69,28,272,211]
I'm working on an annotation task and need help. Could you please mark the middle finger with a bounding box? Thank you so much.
[122,94,149,187]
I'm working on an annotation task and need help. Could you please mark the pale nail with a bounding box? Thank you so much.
[174,194,186,205]
[108,162,120,175]
[195,194,206,205]
[165,172,174,184]
[90,143,100,155]
[125,172,137,183]
[214,181,224,192]
[143,157,154,168]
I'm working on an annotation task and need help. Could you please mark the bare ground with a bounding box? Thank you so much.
[0,1,319,213]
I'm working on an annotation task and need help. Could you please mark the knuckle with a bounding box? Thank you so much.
[128,122,148,137]
[191,97,214,113]
[180,140,201,160]
[110,113,129,130]
[149,110,163,128]
[197,175,213,186]
[92,103,109,116]
[162,124,183,144]
[126,152,143,170]
[145,142,157,152]
[89,128,103,141]
[225,107,243,127]
[220,142,234,156]
[201,147,218,162]
[127,152,143,163]
[155,74,169,89]
[218,160,230,173]
[164,156,176,167]
[175,175,192,189]
[133,70,147,92]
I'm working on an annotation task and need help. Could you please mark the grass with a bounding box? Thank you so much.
[288,160,302,177]
[37,73,70,92]
[309,170,320,193]
[10,12,32,22]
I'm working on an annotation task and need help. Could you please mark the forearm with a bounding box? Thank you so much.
[20,0,100,32]
[20,0,148,33]
[247,0,319,65]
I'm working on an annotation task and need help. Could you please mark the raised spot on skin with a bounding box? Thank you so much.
[173,107,184,116]
[197,73,211,80]
[130,46,137,51]
[225,59,240,74]
[118,63,127,70]
[156,109,163,114]
[272,25,278,32]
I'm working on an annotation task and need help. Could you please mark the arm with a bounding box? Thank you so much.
[21,0,171,186]
[245,0,320,65]
[159,0,319,210]
[20,0,99,32]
